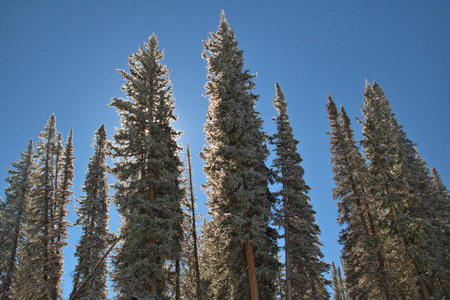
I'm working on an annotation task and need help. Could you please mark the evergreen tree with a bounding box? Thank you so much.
[430,167,450,297]
[15,115,73,300]
[200,11,279,300]
[326,96,390,299]
[181,143,203,300]
[110,34,184,299]
[270,83,329,299]
[70,124,109,300]
[359,82,439,299]
[331,262,346,300]
[0,140,34,299]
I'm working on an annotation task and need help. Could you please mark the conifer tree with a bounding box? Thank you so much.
[271,83,329,299]
[430,167,450,297]
[359,82,434,299]
[201,11,279,300]
[326,96,390,299]
[181,143,203,300]
[110,34,184,299]
[71,124,109,300]
[15,115,73,300]
[331,262,346,300]
[0,140,34,299]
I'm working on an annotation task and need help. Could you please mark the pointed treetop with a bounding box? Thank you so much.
[220,9,226,22]
[327,94,338,115]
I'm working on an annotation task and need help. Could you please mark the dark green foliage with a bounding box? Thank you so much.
[200,11,279,299]
[110,34,184,299]
[271,83,329,299]
[71,125,109,299]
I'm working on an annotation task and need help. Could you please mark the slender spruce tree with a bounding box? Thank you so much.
[200,11,279,300]
[110,34,184,299]
[70,124,109,300]
[271,83,329,299]
[0,140,34,300]
[326,95,390,299]
[14,115,73,300]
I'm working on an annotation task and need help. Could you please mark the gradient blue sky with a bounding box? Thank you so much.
[1,1,449,298]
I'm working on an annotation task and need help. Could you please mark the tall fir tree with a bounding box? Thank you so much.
[200,11,279,300]
[270,83,329,299]
[0,140,34,299]
[180,143,203,300]
[70,124,109,300]
[14,115,74,300]
[110,34,184,299]
[358,82,446,299]
[326,96,390,299]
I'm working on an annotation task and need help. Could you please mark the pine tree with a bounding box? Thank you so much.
[430,167,450,297]
[110,34,184,299]
[200,11,279,300]
[0,140,34,299]
[180,143,203,300]
[326,95,390,299]
[271,83,329,299]
[359,82,436,299]
[70,124,109,300]
[331,262,346,300]
[14,115,73,300]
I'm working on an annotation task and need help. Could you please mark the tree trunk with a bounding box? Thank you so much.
[245,238,259,300]
[243,211,259,300]
[175,258,181,300]
[187,145,202,300]
[285,218,292,300]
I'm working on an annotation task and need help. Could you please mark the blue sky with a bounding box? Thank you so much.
[1,1,449,298]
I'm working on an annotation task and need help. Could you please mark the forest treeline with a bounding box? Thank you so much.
[1,12,448,300]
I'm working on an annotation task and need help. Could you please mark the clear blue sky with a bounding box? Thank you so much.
[1,1,449,298]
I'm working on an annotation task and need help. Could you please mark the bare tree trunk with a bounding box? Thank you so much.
[186,144,202,300]
[70,235,121,300]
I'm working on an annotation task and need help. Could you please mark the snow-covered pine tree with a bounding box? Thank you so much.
[14,115,73,300]
[271,83,329,299]
[70,124,109,300]
[200,11,279,300]
[52,129,74,299]
[0,140,34,300]
[394,123,449,298]
[110,34,184,299]
[326,96,391,299]
[331,262,346,300]
[359,82,442,299]
[430,167,450,297]
[180,143,203,300]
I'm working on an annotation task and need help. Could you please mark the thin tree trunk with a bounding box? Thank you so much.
[186,144,202,300]
[285,217,292,300]
[70,235,121,300]
[175,258,181,300]
[2,219,22,299]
